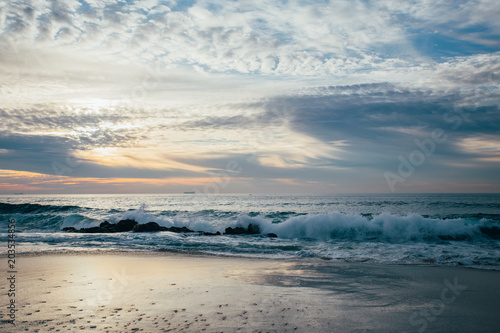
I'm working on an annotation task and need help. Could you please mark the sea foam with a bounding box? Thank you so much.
[236,212,492,242]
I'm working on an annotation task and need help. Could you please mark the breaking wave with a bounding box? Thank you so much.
[2,194,500,269]
[236,212,500,242]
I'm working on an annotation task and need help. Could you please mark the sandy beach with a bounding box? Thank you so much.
[1,252,499,332]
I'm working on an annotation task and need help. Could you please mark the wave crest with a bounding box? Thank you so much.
[236,212,495,242]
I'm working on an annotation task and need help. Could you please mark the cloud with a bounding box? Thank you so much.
[2,0,498,79]
[2,0,499,111]
[2,77,498,191]
[0,106,141,147]
[255,82,500,174]
[0,0,499,193]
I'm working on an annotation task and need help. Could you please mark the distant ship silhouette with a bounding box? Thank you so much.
[183,191,195,194]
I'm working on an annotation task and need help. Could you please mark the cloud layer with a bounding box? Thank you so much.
[1,0,499,193]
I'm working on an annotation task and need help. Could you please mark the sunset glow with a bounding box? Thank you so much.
[1,0,499,193]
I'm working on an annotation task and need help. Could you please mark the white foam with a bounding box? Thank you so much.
[236,212,487,242]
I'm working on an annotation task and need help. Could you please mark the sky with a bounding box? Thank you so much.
[0,0,499,194]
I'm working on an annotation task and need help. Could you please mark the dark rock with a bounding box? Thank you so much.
[132,222,163,232]
[116,219,138,232]
[266,233,278,238]
[437,235,470,241]
[224,226,247,235]
[200,231,221,236]
[166,226,195,233]
[224,223,261,235]
[99,221,118,232]
[247,223,260,234]
[64,221,119,233]
[60,218,228,236]
[99,221,112,228]
[480,226,500,239]
[81,226,105,233]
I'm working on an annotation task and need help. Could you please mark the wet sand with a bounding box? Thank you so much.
[1,252,499,332]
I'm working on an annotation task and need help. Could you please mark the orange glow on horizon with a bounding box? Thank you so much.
[0,169,252,193]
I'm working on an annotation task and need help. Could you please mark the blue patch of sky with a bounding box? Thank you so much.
[78,0,150,16]
[411,30,500,60]
[248,18,294,45]
[76,0,91,14]
[146,6,172,22]
[295,0,327,5]
[366,41,416,62]
[170,0,197,12]
[344,48,366,60]
[458,26,500,46]
[116,0,130,6]
[461,26,490,34]
[271,31,294,45]
[1,13,21,35]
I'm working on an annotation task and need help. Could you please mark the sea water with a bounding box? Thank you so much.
[1,193,499,269]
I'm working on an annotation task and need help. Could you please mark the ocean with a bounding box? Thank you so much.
[2,193,499,269]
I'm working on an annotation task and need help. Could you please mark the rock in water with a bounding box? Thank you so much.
[62,219,223,236]
[116,219,138,232]
[81,226,105,233]
[480,226,500,239]
[247,223,260,234]
[99,221,117,232]
[132,222,163,232]
[200,231,221,236]
[224,226,247,235]
[99,221,112,228]
[224,224,261,235]
[166,226,195,233]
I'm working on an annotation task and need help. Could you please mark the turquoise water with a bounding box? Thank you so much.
[1,193,499,269]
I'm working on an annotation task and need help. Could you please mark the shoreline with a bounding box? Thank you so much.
[1,252,499,332]
[4,249,500,271]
